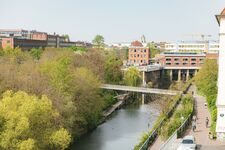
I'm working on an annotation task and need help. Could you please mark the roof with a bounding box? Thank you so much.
[216,8,225,25]
[131,41,143,47]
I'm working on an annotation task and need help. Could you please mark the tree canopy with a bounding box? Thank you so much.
[124,67,141,86]
[92,35,105,49]
[0,91,71,150]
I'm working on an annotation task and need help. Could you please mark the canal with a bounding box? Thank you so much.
[71,99,161,150]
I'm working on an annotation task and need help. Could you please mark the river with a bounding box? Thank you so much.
[71,100,161,150]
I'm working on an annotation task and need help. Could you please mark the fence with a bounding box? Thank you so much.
[160,94,195,150]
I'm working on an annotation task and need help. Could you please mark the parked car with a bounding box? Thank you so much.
[177,135,196,150]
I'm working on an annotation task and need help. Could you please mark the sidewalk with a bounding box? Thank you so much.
[184,85,225,147]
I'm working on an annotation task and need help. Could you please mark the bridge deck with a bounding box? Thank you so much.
[101,84,180,95]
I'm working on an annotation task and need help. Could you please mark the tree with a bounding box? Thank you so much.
[0,91,71,150]
[92,35,105,49]
[30,48,43,60]
[62,34,70,42]
[104,52,123,84]
[124,67,141,86]
[147,42,161,58]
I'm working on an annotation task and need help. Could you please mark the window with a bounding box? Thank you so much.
[134,54,136,57]
[191,63,196,66]
[174,58,179,61]
[130,49,133,53]
[137,54,139,57]
[141,60,143,63]
[183,62,188,65]
[166,58,171,61]
[144,54,146,58]
[183,58,188,61]
[191,58,196,61]
[130,54,133,57]
[134,49,136,52]
[175,62,179,65]
[166,62,171,65]
[144,49,146,52]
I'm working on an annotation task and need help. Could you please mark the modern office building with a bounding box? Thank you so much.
[164,41,219,53]
[154,52,218,81]
[128,41,150,66]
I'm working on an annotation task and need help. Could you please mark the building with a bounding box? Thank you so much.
[0,29,92,50]
[155,52,218,81]
[0,29,30,39]
[1,37,47,50]
[164,41,219,53]
[128,41,150,66]
[216,8,225,141]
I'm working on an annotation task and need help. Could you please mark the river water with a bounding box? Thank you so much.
[71,100,160,150]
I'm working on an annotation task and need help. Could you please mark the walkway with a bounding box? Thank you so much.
[101,84,180,95]
[184,85,225,148]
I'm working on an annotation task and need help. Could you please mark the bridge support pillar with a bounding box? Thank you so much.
[178,69,181,81]
[142,71,146,86]
[142,94,145,104]
[194,69,198,76]
[186,69,189,81]
[170,70,173,81]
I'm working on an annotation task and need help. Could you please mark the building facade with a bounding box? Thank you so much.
[216,8,225,141]
[0,29,92,50]
[155,52,218,81]
[128,41,150,66]
[164,42,219,53]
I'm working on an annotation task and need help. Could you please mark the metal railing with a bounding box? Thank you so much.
[160,94,195,150]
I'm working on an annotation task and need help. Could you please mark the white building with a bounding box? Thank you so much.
[216,8,225,141]
[165,41,219,53]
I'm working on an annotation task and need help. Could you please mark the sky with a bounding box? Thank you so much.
[0,0,225,43]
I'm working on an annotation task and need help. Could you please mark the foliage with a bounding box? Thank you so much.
[69,46,87,53]
[124,67,141,86]
[30,48,43,60]
[92,35,105,49]
[147,42,161,58]
[0,91,71,150]
[195,59,218,135]
[160,95,193,140]
[104,52,123,84]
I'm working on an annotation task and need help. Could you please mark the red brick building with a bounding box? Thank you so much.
[128,41,150,65]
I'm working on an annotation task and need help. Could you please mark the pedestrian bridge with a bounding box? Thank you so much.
[101,84,180,95]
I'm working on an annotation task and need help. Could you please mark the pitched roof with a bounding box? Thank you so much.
[131,41,143,47]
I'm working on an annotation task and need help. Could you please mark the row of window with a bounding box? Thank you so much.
[130,54,147,58]
[130,59,146,63]
[165,58,204,62]
[130,49,147,53]
[165,62,203,66]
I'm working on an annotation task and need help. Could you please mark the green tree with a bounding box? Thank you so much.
[104,53,123,84]
[30,48,43,60]
[124,67,141,86]
[62,34,70,42]
[0,90,71,150]
[147,42,161,58]
[92,35,105,49]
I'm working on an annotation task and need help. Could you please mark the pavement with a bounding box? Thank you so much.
[184,85,225,149]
